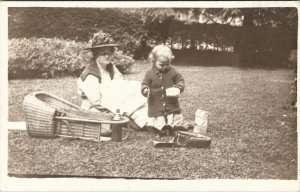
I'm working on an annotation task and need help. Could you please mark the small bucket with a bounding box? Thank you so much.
[111,123,128,142]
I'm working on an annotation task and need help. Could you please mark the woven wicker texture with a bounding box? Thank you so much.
[23,91,129,141]
[23,93,57,137]
[56,120,104,141]
[35,92,81,111]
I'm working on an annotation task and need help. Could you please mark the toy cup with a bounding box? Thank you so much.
[166,87,180,97]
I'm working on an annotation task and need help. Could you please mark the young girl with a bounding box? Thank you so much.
[78,31,148,135]
[141,45,192,136]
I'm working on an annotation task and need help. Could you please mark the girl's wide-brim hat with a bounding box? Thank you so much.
[83,31,119,50]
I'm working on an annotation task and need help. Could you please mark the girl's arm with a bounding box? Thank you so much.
[78,75,102,106]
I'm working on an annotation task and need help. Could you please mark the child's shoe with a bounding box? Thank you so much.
[161,125,175,136]
[174,124,193,132]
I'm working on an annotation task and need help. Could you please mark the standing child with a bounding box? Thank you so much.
[141,45,192,136]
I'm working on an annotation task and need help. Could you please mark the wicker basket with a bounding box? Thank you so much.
[55,109,129,141]
[23,92,129,141]
[23,92,58,137]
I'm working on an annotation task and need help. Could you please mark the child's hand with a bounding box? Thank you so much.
[143,88,150,97]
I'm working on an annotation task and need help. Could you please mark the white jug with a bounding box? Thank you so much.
[193,108,208,135]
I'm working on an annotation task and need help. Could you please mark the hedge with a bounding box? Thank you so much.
[8,8,146,56]
[8,38,134,79]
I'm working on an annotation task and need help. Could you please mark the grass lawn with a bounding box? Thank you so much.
[8,62,297,179]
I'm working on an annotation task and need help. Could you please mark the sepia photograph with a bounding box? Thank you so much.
[0,1,299,191]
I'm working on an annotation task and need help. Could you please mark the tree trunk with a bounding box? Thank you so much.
[190,38,196,51]
[213,41,216,51]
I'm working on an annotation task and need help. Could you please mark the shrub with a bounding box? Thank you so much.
[9,38,87,79]
[113,32,140,56]
[111,50,135,74]
[8,38,134,79]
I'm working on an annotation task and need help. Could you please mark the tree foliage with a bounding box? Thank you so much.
[8,7,298,68]
[137,7,297,67]
[8,8,146,54]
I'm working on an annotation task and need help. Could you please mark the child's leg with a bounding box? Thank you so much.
[169,113,193,131]
[146,116,174,137]
[146,116,167,131]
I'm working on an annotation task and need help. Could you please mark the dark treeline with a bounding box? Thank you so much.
[8,7,297,68]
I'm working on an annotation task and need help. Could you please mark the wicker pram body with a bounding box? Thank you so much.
[23,92,129,141]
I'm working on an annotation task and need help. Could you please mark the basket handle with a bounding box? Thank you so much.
[89,105,110,113]
[60,120,75,137]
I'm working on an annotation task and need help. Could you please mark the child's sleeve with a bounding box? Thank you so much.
[141,71,151,97]
[173,70,185,93]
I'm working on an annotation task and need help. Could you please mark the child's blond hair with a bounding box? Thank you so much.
[148,45,175,63]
